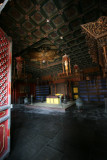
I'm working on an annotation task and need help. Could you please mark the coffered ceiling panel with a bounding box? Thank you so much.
[52,15,64,27]
[22,20,35,31]
[64,5,78,20]
[57,0,71,8]
[42,0,58,17]
[8,7,24,22]
[31,11,45,24]
[33,30,44,38]
[42,23,53,33]
[80,0,96,11]
[16,0,34,13]
[0,0,106,78]
[59,25,70,35]
[49,31,59,39]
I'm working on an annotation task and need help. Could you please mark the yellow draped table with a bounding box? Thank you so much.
[46,96,60,104]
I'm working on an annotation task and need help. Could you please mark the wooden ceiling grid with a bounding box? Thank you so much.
[0,0,106,78]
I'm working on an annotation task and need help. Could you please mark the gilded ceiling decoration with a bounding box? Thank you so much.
[81,16,107,39]
[81,16,107,76]
[29,48,59,63]
[0,0,106,77]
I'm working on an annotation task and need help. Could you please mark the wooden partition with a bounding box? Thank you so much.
[79,79,107,103]
[36,85,50,101]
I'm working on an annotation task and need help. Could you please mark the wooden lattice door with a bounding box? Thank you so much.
[0,28,12,160]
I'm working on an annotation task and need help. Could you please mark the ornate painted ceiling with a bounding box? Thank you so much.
[0,0,106,78]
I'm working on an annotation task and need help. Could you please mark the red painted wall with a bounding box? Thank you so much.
[11,81,36,104]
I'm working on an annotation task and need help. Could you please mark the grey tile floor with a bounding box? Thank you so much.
[6,104,107,160]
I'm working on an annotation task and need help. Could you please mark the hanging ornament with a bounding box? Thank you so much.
[74,64,79,75]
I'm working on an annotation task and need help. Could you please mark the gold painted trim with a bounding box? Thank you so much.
[0,124,5,154]
[0,111,6,118]
[81,25,96,39]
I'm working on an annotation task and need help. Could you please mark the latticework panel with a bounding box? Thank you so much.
[0,29,9,106]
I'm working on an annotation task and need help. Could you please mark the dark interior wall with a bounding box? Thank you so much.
[79,79,107,103]
[12,78,107,104]
[12,81,36,104]
[56,83,67,96]
[35,85,50,101]
[51,84,55,96]
[50,80,72,98]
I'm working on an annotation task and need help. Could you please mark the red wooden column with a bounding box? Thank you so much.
[55,84,56,94]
